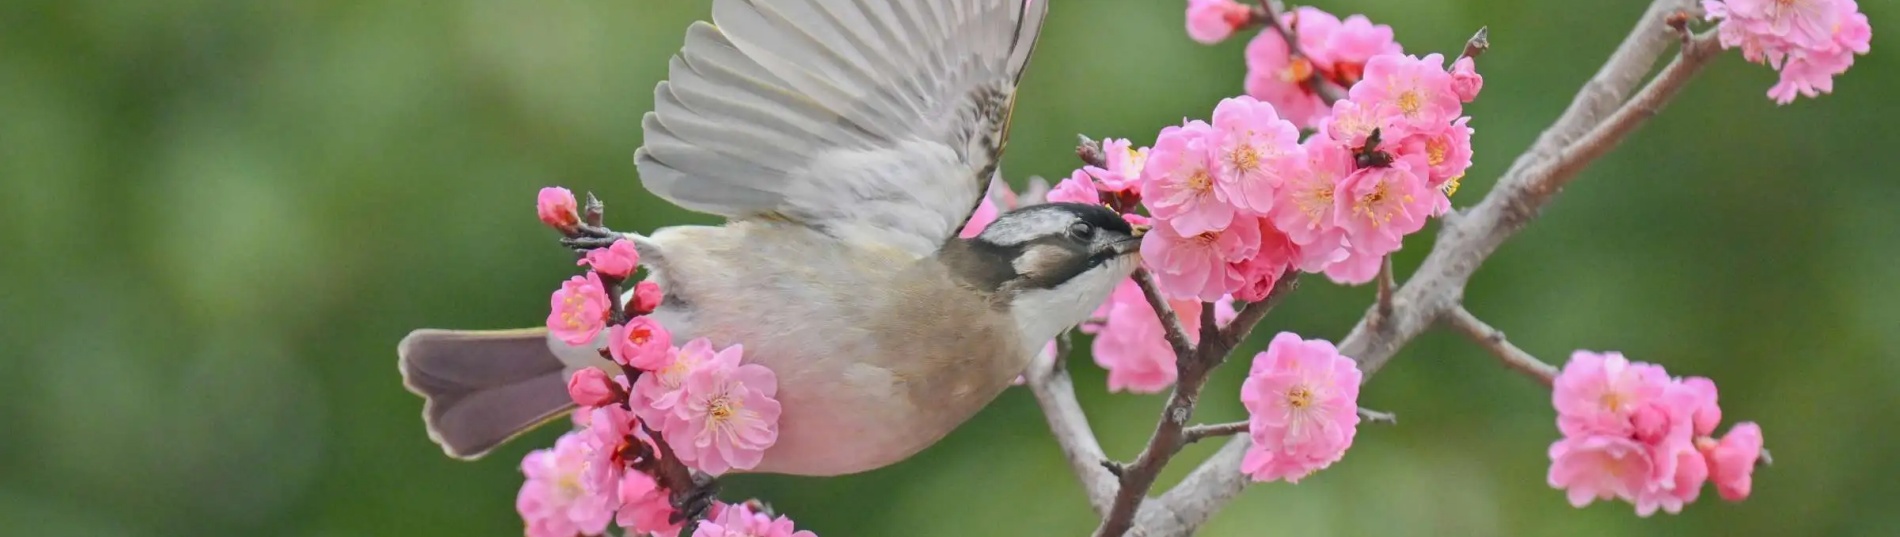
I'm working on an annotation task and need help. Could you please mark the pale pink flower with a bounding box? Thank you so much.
[1707,0,1870,104]
[1089,279,1209,393]
[1047,170,1103,205]
[1449,57,1483,102]
[691,502,817,537]
[632,281,664,315]
[567,367,621,408]
[1332,155,1434,254]
[580,404,637,498]
[1634,448,1709,517]
[1210,96,1305,215]
[1551,350,1671,437]
[1320,98,1399,151]
[610,316,674,370]
[1239,332,1363,483]
[1547,435,1653,508]
[1400,117,1474,189]
[1724,0,1841,48]
[1321,240,1385,285]
[518,432,616,537]
[1141,121,1233,235]
[1084,138,1151,193]
[580,239,641,279]
[538,186,580,233]
[1308,13,1402,85]
[630,339,718,432]
[1140,214,1263,301]
[1229,219,1298,302]
[1704,422,1763,501]
[1270,139,1353,271]
[1346,53,1460,138]
[1244,29,1330,129]
[1186,0,1253,45]
[548,272,612,346]
[959,196,1001,238]
[616,470,679,536]
[666,342,782,476]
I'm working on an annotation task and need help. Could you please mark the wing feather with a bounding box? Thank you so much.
[636,0,1051,256]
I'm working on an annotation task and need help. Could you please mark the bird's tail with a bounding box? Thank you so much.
[397,327,610,460]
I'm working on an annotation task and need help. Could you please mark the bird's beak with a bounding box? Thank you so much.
[1129,222,1150,238]
[1113,236,1144,256]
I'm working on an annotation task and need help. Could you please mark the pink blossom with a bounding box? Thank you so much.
[1047,170,1103,205]
[1320,98,1399,151]
[1680,377,1723,436]
[1239,332,1362,483]
[548,272,613,346]
[1401,116,1474,189]
[1634,448,1709,516]
[1270,139,1352,272]
[1705,422,1763,501]
[1707,0,1871,104]
[1320,241,1384,285]
[1139,214,1263,301]
[518,432,615,537]
[1186,0,1253,45]
[538,186,580,232]
[1346,53,1460,138]
[630,338,719,432]
[610,316,674,370]
[567,367,621,408]
[666,342,782,476]
[1209,96,1305,215]
[1141,121,1233,235]
[1307,12,1402,85]
[1089,279,1209,393]
[959,196,1001,238]
[580,404,637,499]
[1547,435,1653,508]
[691,502,817,537]
[580,239,641,279]
[1332,155,1434,254]
[1449,57,1483,102]
[632,281,664,315]
[616,470,679,536]
[1551,350,1671,437]
[1229,219,1297,302]
[1723,0,1841,48]
[1244,29,1330,129]
[1084,138,1150,193]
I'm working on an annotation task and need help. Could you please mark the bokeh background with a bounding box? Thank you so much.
[3,0,1896,535]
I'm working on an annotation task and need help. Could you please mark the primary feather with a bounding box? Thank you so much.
[636,0,1050,257]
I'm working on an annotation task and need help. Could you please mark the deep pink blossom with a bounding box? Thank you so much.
[580,404,637,500]
[580,239,641,279]
[616,470,679,536]
[1244,29,1330,129]
[1087,279,1211,393]
[1450,56,1483,102]
[1307,12,1402,85]
[1239,332,1362,483]
[518,432,615,537]
[1047,170,1103,205]
[665,342,782,476]
[631,281,664,315]
[1141,121,1233,235]
[548,272,612,346]
[1209,96,1305,215]
[1139,214,1263,301]
[538,186,580,232]
[610,316,675,371]
[1229,218,1298,302]
[1705,422,1764,501]
[567,367,620,408]
[959,196,1001,238]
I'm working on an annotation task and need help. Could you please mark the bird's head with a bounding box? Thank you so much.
[943,202,1146,349]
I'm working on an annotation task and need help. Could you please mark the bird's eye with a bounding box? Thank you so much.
[1069,222,1093,240]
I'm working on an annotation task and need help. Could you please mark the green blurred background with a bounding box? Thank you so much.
[3,0,1895,535]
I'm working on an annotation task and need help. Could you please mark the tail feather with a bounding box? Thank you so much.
[398,328,580,460]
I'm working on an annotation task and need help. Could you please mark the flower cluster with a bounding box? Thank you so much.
[1704,0,1872,104]
[1547,350,1766,516]
[1081,280,1237,393]
[1246,8,1403,129]
[691,501,819,537]
[1239,332,1363,483]
[523,187,797,537]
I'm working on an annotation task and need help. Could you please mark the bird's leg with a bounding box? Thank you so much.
[668,472,720,526]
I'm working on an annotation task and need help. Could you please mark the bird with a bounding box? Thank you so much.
[397,0,1146,478]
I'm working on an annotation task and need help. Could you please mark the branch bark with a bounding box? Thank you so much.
[1026,342,1118,516]
[1443,306,1558,386]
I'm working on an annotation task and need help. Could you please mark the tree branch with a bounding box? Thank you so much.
[1442,306,1558,386]
[1133,268,1195,357]
[1126,1,1711,534]
[1025,338,1118,516]
[1183,422,1249,445]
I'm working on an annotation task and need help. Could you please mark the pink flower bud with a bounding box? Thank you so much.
[566,367,620,408]
[1706,422,1763,502]
[537,187,580,232]
[1186,0,1252,45]
[631,281,663,315]
[579,239,640,279]
[609,316,674,370]
[1450,56,1483,102]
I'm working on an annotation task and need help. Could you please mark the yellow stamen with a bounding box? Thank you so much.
[1397,90,1422,116]
[1287,385,1314,409]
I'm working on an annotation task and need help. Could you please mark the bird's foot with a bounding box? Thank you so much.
[668,472,720,526]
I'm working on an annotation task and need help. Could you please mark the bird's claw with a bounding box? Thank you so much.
[667,473,720,526]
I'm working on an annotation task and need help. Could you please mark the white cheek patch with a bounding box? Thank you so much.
[1012,244,1067,277]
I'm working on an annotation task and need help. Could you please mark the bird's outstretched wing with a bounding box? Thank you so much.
[635,0,1050,257]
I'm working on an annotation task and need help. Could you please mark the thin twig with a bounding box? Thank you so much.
[1374,255,1395,325]
[1253,0,1347,103]
[1133,269,1194,357]
[1443,306,1558,386]
[1215,268,1301,349]
[1357,407,1399,425]
[1183,422,1249,445]
[1452,26,1491,66]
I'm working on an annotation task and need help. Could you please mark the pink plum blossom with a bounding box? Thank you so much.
[1186,0,1253,45]
[518,432,615,537]
[616,470,679,536]
[1705,422,1764,501]
[666,342,782,476]
[1270,139,1353,271]
[1404,116,1475,190]
[1087,279,1210,393]
[610,316,674,370]
[630,338,720,432]
[1306,12,1402,85]
[1450,56,1483,102]
[1229,218,1298,302]
[1547,435,1654,508]
[567,367,620,408]
[1047,170,1103,205]
[1084,138,1150,193]
[1244,29,1330,129]
[580,404,637,499]
[1320,98,1399,151]
[1347,53,1460,138]
[1321,242,1384,285]
[1332,155,1434,254]
[1706,0,1871,104]
[548,272,612,346]
[1141,121,1233,235]
[632,281,664,315]
[538,186,580,232]
[1209,96,1305,215]
[1239,332,1363,483]
[580,239,641,279]
[691,502,817,537]
[1551,350,1671,437]
[1139,213,1263,301]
